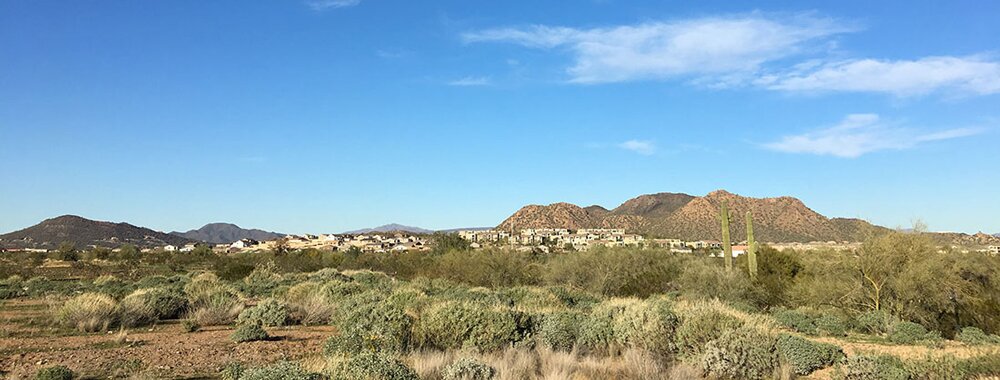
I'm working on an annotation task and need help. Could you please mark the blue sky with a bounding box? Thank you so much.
[1,0,998,235]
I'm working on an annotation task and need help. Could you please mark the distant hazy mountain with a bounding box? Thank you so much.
[344,223,434,234]
[0,215,192,249]
[437,227,494,233]
[171,223,284,244]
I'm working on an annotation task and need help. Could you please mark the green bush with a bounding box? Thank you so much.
[326,352,418,380]
[186,278,244,326]
[442,357,496,380]
[35,365,74,380]
[120,287,188,327]
[674,305,743,357]
[182,319,200,333]
[612,298,678,354]
[889,321,928,344]
[414,301,527,352]
[834,354,908,380]
[855,310,898,335]
[236,298,289,327]
[538,311,584,351]
[959,353,1000,377]
[905,355,967,380]
[574,300,625,354]
[325,300,413,354]
[220,362,244,380]
[57,293,118,332]
[237,361,317,380]
[701,328,779,380]
[956,327,1000,345]
[815,313,849,337]
[284,282,335,325]
[773,308,817,335]
[231,322,269,343]
[776,334,845,375]
[242,261,283,297]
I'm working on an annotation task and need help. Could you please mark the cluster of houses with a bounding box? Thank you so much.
[204,233,431,254]
[457,228,731,253]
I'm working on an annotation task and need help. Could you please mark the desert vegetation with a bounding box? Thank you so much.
[1,231,1000,378]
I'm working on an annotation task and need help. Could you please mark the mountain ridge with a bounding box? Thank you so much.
[0,215,193,249]
[171,223,284,244]
[498,190,906,242]
[343,223,434,235]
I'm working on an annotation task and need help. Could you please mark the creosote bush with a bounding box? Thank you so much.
[232,361,316,380]
[773,308,817,335]
[119,287,187,327]
[855,310,898,336]
[674,302,743,357]
[58,293,118,332]
[776,333,845,375]
[538,311,584,352]
[237,298,289,327]
[441,357,495,380]
[326,352,418,380]
[833,354,908,380]
[889,321,929,344]
[231,322,269,343]
[956,327,1000,345]
[325,299,413,354]
[414,301,526,352]
[701,328,779,380]
[34,365,74,380]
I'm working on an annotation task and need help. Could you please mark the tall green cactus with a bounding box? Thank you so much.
[746,211,758,281]
[721,201,732,271]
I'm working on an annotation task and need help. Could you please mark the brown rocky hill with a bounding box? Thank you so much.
[497,190,893,242]
[0,215,194,249]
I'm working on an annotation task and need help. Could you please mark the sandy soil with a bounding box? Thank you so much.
[0,299,334,379]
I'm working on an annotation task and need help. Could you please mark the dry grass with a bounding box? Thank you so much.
[407,346,689,380]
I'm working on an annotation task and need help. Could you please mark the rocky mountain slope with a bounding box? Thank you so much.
[171,223,284,244]
[0,215,193,249]
[498,190,894,242]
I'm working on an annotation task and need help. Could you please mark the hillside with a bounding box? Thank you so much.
[343,224,433,235]
[171,223,284,244]
[498,190,895,242]
[0,215,193,249]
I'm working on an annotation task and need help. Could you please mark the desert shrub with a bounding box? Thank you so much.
[182,319,200,333]
[348,270,394,292]
[237,298,289,327]
[776,334,845,375]
[231,322,269,343]
[307,268,350,282]
[442,357,495,380]
[546,286,600,310]
[855,310,898,335]
[58,293,118,332]
[889,321,928,344]
[220,362,245,380]
[119,287,188,327]
[236,361,317,380]
[538,311,584,351]
[325,299,413,354]
[815,313,849,337]
[905,355,967,380]
[674,303,743,357]
[834,354,908,380]
[35,365,74,380]
[956,327,1000,345]
[959,353,1000,377]
[242,261,282,297]
[612,297,679,354]
[497,287,565,312]
[326,352,418,380]
[414,301,526,352]
[701,328,779,380]
[773,308,817,335]
[575,300,626,354]
[284,282,335,325]
[186,276,244,325]
[92,275,131,298]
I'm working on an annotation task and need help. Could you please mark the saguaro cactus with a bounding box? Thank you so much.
[746,211,758,281]
[721,201,733,271]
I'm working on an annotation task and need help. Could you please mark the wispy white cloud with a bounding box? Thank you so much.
[618,140,656,155]
[306,0,360,11]
[447,76,492,86]
[764,114,983,158]
[462,14,853,84]
[758,56,1000,96]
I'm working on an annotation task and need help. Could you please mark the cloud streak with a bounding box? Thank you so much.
[463,14,853,84]
[758,56,1000,96]
[618,140,656,155]
[764,114,983,158]
[306,0,360,10]
[448,76,492,86]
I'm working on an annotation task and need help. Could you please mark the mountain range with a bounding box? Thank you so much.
[343,224,434,235]
[498,190,930,243]
[171,223,285,244]
[0,215,193,249]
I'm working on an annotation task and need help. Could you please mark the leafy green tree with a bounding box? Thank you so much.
[431,232,471,253]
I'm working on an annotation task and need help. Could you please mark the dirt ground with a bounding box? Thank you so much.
[0,299,334,379]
